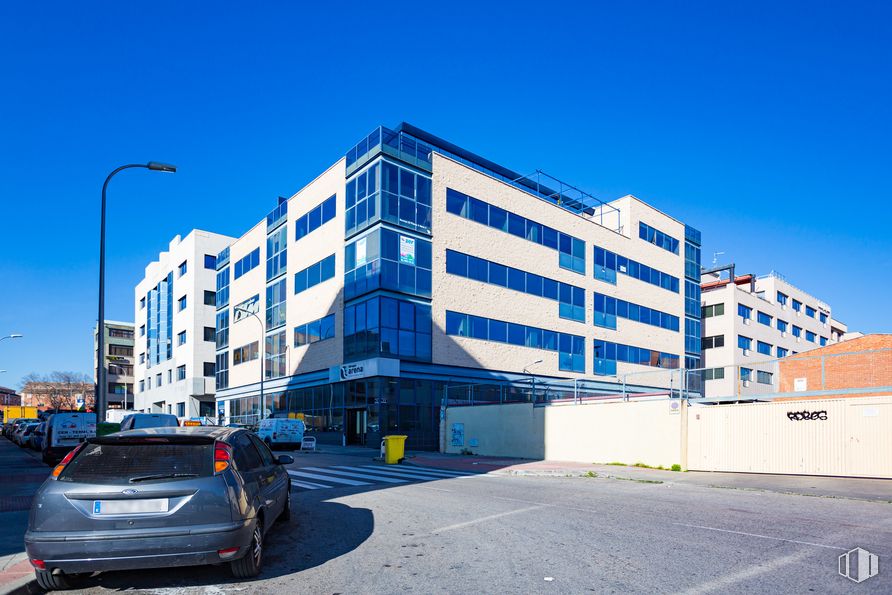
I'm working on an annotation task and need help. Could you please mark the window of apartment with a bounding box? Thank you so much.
[167,369,172,383]
[594,245,679,293]
[738,335,752,351]
[777,347,789,358]
[819,312,828,324]
[178,295,187,311]
[203,362,215,377]
[266,278,287,330]
[757,341,772,356]
[638,221,679,255]
[216,309,230,350]
[294,313,336,346]
[757,311,772,326]
[139,379,145,392]
[820,336,828,346]
[777,319,788,333]
[233,341,259,365]
[737,304,752,321]
[344,296,432,362]
[345,229,432,301]
[776,292,788,306]
[806,330,816,343]
[703,367,725,381]
[266,226,288,281]
[138,352,145,364]
[294,254,336,295]
[792,325,802,337]
[156,373,162,387]
[139,325,146,337]
[203,326,215,342]
[702,303,725,318]
[140,297,146,309]
[295,195,337,241]
[347,160,432,237]
[233,248,261,280]
[792,299,802,312]
[203,290,216,306]
[594,293,679,332]
[109,328,134,339]
[204,254,217,269]
[702,335,725,349]
[805,305,816,318]
[265,331,287,379]
[216,267,230,309]
[178,261,187,277]
[146,377,151,390]
[740,367,752,381]
[593,339,679,376]
[177,365,186,381]
[109,345,133,356]
[756,370,773,385]
[177,402,185,417]
[216,351,229,390]
[177,331,186,346]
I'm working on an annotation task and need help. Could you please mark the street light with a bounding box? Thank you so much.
[97,163,176,423]
[0,334,23,342]
[235,305,265,424]
[522,359,543,403]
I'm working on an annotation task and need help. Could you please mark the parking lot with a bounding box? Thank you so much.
[1,436,890,594]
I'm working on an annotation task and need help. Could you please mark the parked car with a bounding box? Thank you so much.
[7,418,37,439]
[15,422,39,446]
[25,426,293,590]
[42,413,96,465]
[28,422,46,450]
[119,413,179,431]
[257,418,305,450]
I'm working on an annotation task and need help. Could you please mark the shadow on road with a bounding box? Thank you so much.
[70,488,374,591]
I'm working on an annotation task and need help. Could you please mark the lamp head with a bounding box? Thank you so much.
[147,162,177,173]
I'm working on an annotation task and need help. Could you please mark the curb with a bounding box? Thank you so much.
[0,560,36,595]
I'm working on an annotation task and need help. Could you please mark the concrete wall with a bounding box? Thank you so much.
[444,398,685,469]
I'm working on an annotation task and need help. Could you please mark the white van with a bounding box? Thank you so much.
[257,418,305,450]
[120,413,179,431]
[42,412,97,465]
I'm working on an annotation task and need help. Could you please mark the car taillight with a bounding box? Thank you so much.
[51,443,85,479]
[30,559,45,570]
[218,547,239,558]
[214,441,232,474]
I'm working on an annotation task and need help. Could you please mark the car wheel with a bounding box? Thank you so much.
[35,569,82,591]
[230,520,263,578]
[279,489,291,523]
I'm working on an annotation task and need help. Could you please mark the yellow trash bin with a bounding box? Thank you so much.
[382,435,408,465]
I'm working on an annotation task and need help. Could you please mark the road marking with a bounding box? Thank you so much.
[414,485,452,493]
[290,479,330,490]
[432,505,544,533]
[287,470,370,486]
[357,465,475,478]
[678,549,814,594]
[331,465,458,482]
[671,522,848,551]
[300,466,407,484]
[492,495,601,515]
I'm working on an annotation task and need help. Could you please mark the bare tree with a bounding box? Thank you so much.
[20,372,95,411]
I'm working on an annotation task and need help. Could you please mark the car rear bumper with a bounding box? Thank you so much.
[24,519,254,573]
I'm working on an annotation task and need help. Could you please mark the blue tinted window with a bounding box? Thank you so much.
[738,335,752,350]
[593,245,677,293]
[296,195,336,241]
[508,213,525,237]
[470,198,488,224]
[639,222,679,255]
[489,319,507,342]
[507,323,525,346]
[233,248,260,280]
[489,206,507,231]
[489,262,507,286]
[294,254,336,295]
[757,311,772,326]
[757,341,772,355]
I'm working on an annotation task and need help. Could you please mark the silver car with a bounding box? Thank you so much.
[25,426,293,591]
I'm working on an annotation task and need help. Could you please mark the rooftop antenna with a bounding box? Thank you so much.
[712,251,725,267]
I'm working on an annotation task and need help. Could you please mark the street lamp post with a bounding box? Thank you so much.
[235,306,265,424]
[97,163,175,423]
[0,334,23,343]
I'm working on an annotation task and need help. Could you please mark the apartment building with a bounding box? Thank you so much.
[134,230,234,419]
[700,268,848,398]
[92,320,135,409]
[214,123,702,450]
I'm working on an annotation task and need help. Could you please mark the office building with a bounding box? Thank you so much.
[214,123,702,450]
[134,230,234,419]
[93,320,135,409]
[700,268,848,398]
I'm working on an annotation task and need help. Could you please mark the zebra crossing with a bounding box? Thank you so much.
[287,464,480,492]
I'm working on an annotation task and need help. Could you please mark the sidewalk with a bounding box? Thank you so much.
[405,452,892,503]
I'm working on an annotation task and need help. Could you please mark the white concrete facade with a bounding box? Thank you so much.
[133,230,234,419]
[700,270,847,398]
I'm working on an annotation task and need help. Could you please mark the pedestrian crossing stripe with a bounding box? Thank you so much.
[287,464,481,492]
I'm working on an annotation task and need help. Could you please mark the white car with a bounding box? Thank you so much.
[257,418,305,450]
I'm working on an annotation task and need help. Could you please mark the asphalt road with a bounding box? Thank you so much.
[16,451,889,594]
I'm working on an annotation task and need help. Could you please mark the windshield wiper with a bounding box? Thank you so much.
[129,473,198,483]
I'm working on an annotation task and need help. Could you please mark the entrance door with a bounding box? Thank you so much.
[346,408,367,445]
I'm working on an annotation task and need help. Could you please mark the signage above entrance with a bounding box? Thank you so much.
[329,357,400,383]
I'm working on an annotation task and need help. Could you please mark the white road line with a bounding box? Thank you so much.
[358,465,474,478]
[678,549,814,595]
[432,505,545,533]
[290,479,330,490]
[414,485,453,493]
[287,469,370,486]
[300,466,407,484]
[334,465,464,482]
[671,522,848,551]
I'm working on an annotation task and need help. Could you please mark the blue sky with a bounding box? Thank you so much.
[1,1,890,388]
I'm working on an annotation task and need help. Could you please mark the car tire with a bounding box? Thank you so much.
[279,489,291,523]
[35,569,81,591]
[230,520,263,578]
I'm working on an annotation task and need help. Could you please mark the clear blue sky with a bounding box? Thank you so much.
[1,1,890,389]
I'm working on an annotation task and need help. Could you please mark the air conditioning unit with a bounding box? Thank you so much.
[743,349,751,356]
[743,318,751,325]
[797,337,802,343]
[781,332,787,338]
[742,380,751,387]
[781,305,787,311]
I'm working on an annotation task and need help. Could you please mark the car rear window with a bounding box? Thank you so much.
[133,416,178,429]
[58,442,213,484]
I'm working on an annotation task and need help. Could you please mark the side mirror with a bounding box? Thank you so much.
[276,454,294,465]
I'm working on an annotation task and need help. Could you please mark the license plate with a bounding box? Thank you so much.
[93,498,169,515]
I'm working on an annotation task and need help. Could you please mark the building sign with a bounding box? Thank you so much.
[328,357,400,383]
[794,377,807,392]
[356,236,367,266]
[233,295,260,322]
[399,236,415,265]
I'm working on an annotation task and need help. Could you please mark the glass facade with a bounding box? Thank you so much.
[295,195,336,241]
[265,330,287,379]
[294,254,336,295]
[640,221,680,254]
[594,245,680,292]
[594,293,680,331]
[146,272,173,368]
[265,278,287,330]
[344,228,432,301]
[343,296,432,362]
[683,225,702,374]
[593,340,680,376]
[345,159,432,238]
